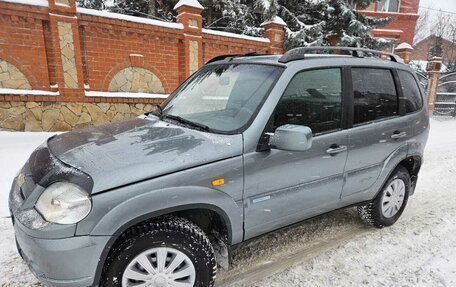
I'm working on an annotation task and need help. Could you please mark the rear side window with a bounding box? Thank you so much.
[274,68,342,134]
[398,70,423,113]
[352,68,398,125]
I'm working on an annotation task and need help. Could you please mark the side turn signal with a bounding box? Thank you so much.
[211,178,225,187]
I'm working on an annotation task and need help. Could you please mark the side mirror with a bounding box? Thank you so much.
[269,124,313,152]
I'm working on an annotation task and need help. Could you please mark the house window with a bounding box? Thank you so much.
[378,0,400,12]
[351,1,375,11]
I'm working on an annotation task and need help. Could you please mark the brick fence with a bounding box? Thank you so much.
[0,0,286,131]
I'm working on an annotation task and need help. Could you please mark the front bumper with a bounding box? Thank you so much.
[9,163,111,287]
[13,217,111,287]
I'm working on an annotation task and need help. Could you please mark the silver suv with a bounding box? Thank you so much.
[9,47,429,287]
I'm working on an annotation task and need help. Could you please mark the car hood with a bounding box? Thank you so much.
[47,117,243,193]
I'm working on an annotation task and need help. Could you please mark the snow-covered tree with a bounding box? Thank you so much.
[112,0,177,21]
[250,0,392,49]
[77,0,392,50]
[200,0,250,34]
[77,0,104,9]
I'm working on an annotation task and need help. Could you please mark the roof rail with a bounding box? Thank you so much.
[278,46,403,63]
[206,52,267,64]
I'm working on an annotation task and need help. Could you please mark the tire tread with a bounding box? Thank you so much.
[101,216,217,287]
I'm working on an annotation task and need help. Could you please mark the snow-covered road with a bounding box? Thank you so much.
[0,119,455,286]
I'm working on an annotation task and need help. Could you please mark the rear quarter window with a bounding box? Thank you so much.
[398,70,424,113]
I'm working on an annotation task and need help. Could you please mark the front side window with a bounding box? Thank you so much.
[398,70,423,113]
[378,0,400,12]
[352,68,398,125]
[273,68,343,135]
[162,64,283,133]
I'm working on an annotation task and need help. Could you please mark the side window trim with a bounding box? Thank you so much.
[349,66,400,128]
[256,66,346,151]
[397,69,425,115]
[277,66,344,136]
[343,66,354,129]
[392,69,406,117]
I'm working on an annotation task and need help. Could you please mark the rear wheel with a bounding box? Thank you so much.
[101,217,217,287]
[358,166,410,228]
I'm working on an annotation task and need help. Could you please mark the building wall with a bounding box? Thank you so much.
[412,35,456,64]
[0,0,284,131]
[78,13,183,93]
[202,33,270,64]
[0,4,51,90]
[358,0,420,45]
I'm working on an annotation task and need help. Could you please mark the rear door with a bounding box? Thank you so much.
[341,67,412,202]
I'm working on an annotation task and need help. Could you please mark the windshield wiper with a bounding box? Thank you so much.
[150,104,164,120]
[165,114,210,131]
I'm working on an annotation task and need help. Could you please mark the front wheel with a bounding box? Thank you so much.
[358,166,410,228]
[101,217,217,287]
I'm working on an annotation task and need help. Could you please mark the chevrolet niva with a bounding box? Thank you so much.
[9,47,429,287]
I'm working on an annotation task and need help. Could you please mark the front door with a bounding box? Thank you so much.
[243,68,348,239]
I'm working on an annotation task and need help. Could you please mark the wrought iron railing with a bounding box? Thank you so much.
[434,72,456,116]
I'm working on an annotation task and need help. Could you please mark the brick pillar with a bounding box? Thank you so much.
[261,16,287,54]
[48,0,85,100]
[426,57,443,114]
[175,0,204,78]
[394,42,414,64]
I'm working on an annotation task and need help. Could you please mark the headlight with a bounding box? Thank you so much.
[35,182,92,224]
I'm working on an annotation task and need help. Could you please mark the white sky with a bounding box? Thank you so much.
[418,0,456,19]
[416,0,456,41]
[419,0,456,12]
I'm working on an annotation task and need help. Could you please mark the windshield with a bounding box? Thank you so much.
[161,64,283,133]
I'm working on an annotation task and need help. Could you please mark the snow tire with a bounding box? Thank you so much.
[100,216,217,287]
[357,166,410,228]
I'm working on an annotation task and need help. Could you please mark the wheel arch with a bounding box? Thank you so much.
[397,155,422,195]
[93,203,233,286]
[373,155,422,201]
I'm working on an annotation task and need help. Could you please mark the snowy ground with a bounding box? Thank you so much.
[1,119,455,286]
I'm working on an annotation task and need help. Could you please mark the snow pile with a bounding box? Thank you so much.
[173,0,204,10]
[0,88,59,96]
[77,8,184,30]
[260,16,287,27]
[0,0,48,7]
[395,42,414,50]
[410,60,448,73]
[85,91,169,99]
[202,29,270,43]
[0,132,54,218]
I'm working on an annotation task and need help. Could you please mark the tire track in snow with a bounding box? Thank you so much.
[217,126,456,287]
[216,190,451,287]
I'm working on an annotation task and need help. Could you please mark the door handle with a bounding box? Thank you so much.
[391,131,407,139]
[326,145,347,155]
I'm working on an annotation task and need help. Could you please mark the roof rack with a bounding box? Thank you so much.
[278,46,403,63]
[206,52,267,64]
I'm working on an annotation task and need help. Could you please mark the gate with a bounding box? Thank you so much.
[434,72,456,116]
